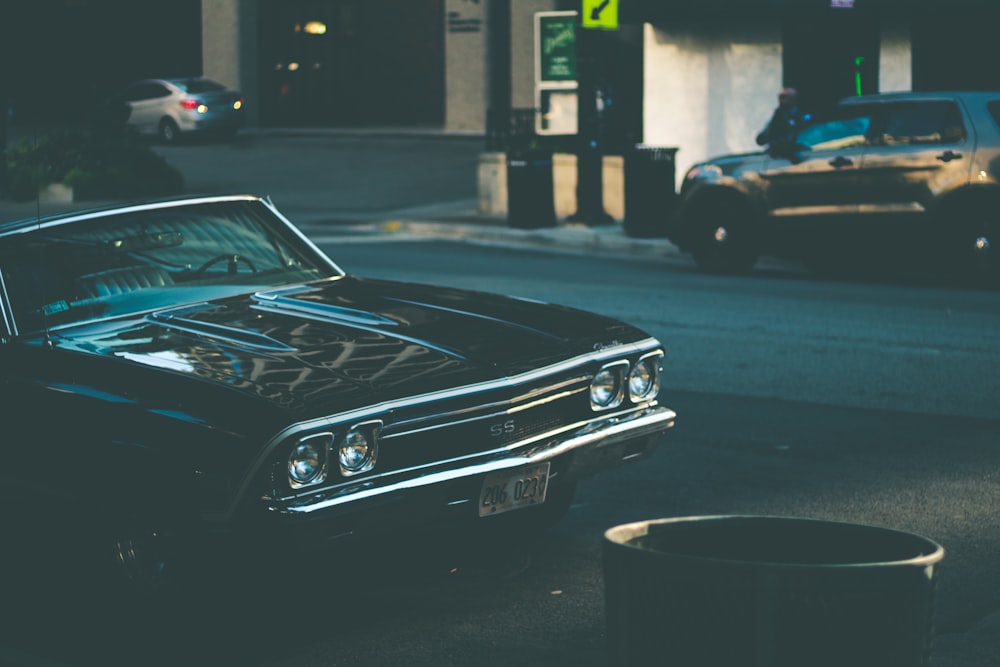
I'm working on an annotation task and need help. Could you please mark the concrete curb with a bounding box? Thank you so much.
[388,219,680,260]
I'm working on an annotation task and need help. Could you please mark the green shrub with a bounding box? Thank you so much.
[3,130,184,202]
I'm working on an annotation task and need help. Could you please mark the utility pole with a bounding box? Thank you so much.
[569,1,615,226]
[487,0,512,147]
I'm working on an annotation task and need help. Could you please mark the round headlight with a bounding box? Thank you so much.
[340,429,373,473]
[629,357,660,402]
[288,440,326,486]
[590,365,623,409]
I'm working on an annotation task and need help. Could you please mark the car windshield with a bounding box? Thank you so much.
[0,199,336,335]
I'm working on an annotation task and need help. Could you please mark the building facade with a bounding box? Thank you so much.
[4,0,998,186]
[196,0,1000,182]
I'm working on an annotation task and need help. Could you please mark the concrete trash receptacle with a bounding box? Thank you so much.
[623,145,678,239]
[603,515,945,667]
[506,150,555,229]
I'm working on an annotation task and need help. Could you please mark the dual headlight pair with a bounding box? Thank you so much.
[287,421,381,489]
[589,352,662,411]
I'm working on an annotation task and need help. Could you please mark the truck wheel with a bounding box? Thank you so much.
[689,201,759,274]
[944,198,999,286]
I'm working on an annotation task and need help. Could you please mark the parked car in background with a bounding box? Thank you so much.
[0,194,675,602]
[116,77,245,143]
[669,91,1000,284]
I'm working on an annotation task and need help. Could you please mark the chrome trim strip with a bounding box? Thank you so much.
[150,307,297,352]
[0,194,272,236]
[258,197,347,277]
[0,270,15,338]
[769,205,857,217]
[857,203,926,215]
[386,375,587,435]
[253,287,398,327]
[270,405,676,516]
[383,384,586,440]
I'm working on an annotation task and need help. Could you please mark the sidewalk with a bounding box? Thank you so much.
[301,198,686,261]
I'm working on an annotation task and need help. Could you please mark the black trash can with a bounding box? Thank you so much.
[623,145,678,238]
[507,150,555,229]
[604,515,945,667]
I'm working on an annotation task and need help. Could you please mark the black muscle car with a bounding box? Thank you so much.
[0,195,674,598]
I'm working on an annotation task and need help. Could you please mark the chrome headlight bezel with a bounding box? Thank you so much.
[287,432,332,489]
[590,360,628,411]
[628,351,663,404]
[338,420,381,476]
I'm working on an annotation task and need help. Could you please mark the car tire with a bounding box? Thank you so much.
[158,118,181,144]
[687,198,759,274]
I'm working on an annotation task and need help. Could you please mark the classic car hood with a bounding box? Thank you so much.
[52,276,644,420]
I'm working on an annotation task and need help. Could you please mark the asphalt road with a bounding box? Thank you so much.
[314,239,1000,667]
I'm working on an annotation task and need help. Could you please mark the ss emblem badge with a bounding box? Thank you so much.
[490,419,516,437]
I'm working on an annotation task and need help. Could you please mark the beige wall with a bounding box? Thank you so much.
[444,0,488,132]
[201,0,259,125]
[879,22,912,93]
[444,0,560,132]
[643,21,780,189]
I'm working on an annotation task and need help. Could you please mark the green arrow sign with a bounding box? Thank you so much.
[582,0,618,30]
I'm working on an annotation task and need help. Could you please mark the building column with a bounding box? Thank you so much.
[879,23,912,93]
[202,0,259,126]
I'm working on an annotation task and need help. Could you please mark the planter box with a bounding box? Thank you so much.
[478,152,624,223]
[39,183,74,203]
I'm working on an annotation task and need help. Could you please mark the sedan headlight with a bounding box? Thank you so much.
[629,353,662,403]
[287,433,331,488]
[590,361,627,410]
[339,421,380,476]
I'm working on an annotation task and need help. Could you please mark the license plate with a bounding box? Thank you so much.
[479,462,550,517]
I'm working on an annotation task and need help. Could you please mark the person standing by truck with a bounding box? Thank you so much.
[756,87,811,149]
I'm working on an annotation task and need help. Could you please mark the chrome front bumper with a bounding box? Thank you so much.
[269,405,676,517]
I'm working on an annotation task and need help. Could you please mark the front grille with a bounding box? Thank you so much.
[376,384,590,472]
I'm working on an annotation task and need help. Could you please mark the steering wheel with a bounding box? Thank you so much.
[195,254,258,275]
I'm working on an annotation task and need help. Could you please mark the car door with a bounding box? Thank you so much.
[856,99,971,225]
[123,82,171,134]
[759,107,875,235]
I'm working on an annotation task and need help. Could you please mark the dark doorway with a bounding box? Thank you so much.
[912,6,1000,91]
[258,0,444,127]
[1,0,201,125]
[781,7,879,117]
